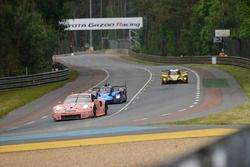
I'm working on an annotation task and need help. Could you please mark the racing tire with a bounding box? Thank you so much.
[93,105,97,117]
[104,103,108,115]
[124,96,127,103]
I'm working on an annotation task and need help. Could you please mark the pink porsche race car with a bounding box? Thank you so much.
[52,92,108,121]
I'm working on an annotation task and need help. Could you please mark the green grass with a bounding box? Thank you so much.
[115,52,250,124]
[0,70,79,118]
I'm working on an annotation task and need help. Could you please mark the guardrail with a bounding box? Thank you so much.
[55,50,106,57]
[0,63,69,90]
[126,50,250,69]
[162,127,250,167]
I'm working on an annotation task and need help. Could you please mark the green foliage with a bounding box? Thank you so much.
[128,0,250,56]
[182,0,250,56]
[0,0,68,77]
[237,1,250,36]
[129,0,196,56]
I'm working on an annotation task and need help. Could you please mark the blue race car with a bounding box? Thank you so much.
[92,84,127,104]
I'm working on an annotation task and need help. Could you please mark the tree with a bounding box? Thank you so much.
[0,0,68,76]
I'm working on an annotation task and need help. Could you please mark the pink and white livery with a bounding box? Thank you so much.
[52,92,108,121]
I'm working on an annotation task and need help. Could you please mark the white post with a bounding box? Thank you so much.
[90,0,92,48]
[212,56,217,64]
[25,67,28,75]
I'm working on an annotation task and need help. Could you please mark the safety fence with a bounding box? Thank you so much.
[126,50,250,69]
[0,63,69,90]
[162,127,250,167]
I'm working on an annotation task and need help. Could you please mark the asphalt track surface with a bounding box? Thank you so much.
[0,53,246,146]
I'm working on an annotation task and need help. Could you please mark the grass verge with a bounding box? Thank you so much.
[0,70,79,118]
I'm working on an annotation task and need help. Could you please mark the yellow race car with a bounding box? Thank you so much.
[161,69,188,84]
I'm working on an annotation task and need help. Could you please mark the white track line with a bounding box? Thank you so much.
[41,115,49,119]
[90,68,110,89]
[161,113,171,117]
[97,68,153,120]
[182,67,201,110]
[8,127,18,131]
[177,109,187,112]
[183,67,201,94]
[133,118,148,122]
[26,121,35,125]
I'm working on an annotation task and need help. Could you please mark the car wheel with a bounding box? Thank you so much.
[124,94,127,102]
[93,105,96,117]
[104,103,108,115]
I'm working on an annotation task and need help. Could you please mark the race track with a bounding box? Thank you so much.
[0,53,246,145]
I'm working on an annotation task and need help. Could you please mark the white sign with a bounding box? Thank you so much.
[215,29,230,37]
[212,56,217,64]
[61,17,143,30]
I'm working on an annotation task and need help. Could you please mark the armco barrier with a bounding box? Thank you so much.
[0,64,69,90]
[126,50,250,69]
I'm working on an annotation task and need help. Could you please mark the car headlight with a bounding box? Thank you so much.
[55,106,62,111]
[163,78,166,81]
[83,104,89,109]
[184,77,187,80]
[115,94,121,99]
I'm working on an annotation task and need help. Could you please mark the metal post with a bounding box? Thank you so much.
[25,67,28,75]
[100,0,103,49]
[90,0,92,48]
[129,29,132,49]
[221,0,225,51]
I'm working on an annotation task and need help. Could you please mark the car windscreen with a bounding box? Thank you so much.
[169,70,180,75]
[64,95,77,103]
[100,87,111,93]
[77,95,92,103]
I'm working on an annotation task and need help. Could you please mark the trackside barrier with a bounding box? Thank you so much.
[0,63,69,90]
[125,50,250,69]
[161,127,250,167]
[55,50,106,57]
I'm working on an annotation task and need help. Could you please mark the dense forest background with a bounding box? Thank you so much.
[0,0,249,77]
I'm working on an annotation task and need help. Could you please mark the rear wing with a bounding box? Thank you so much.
[88,87,100,96]
[91,87,100,91]
[112,85,127,91]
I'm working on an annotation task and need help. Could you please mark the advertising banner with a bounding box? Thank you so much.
[61,17,143,30]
